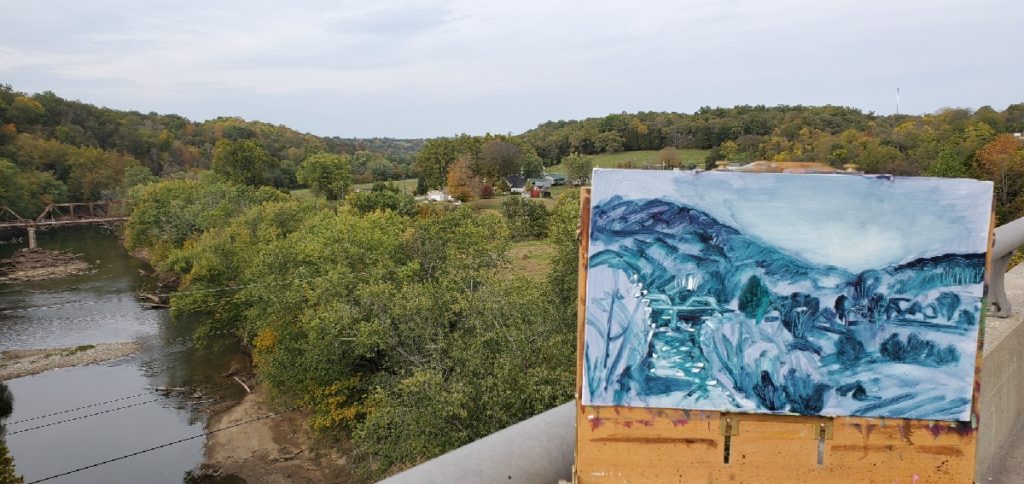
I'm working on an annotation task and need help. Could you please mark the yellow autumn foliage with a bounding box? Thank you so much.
[308,378,363,431]
[252,327,278,369]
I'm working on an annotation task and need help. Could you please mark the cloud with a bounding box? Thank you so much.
[0,0,1020,137]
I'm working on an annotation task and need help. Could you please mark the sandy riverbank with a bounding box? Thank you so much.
[0,342,141,380]
[201,386,351,483]
[0,248,93,283]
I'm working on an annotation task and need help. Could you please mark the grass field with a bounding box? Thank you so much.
[507,239,554,279]
[544,149,708,174]
[291,178,419,200]
[463,190,568,212]
[289,188,317,200]
[353,178,418,192]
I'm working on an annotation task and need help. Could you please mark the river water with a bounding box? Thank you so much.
[0,227,244,484]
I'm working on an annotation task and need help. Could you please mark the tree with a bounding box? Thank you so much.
[1,381,22,484]
[0,158,67,216]
[655,146,683,167]
[347,183,417,216]
[446,155,480,202]
[522,153,545,178]
[926,146,970,178]
[547,190,581,321]
[974,134,1024,222]
[414,135,482,190]
[476,140,524,181]
[297,152,353,201]
[8,96,44,127]
[738,275,772,322]
[500,196,550,240]
[562,153,593,185]
[211,139,280,187]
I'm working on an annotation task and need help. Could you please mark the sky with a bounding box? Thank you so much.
[0,0,1021,138]
[590,169,993,272]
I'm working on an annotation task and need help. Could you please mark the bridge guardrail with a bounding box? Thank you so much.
[991,216,1024,317]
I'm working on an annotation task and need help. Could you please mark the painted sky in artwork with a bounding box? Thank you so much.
[590,169,993,272]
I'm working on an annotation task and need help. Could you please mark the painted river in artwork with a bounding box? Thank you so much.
[0,227,245,484]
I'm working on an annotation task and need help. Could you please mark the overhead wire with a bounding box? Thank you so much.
[25,406,297,484]
[6,398,166,436]
[4,392,154,426]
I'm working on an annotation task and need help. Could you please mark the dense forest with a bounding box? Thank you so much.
[0,84,423,217]
[121,175,579,479]
[3,84,1024,480]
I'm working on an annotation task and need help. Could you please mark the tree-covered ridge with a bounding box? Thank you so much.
[0,84,423,215]
[518,104,1024,160]
[514,104,1024,223]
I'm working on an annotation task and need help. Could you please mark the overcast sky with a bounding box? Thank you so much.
[1,0,1021,138]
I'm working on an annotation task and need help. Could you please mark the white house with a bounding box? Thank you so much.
[426,190,453,202]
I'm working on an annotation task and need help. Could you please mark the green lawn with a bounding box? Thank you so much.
[544,149,708,174]
[291,178,419,200]
[354,178,418,192]
[507,239,554,279]
[464,192,566,212]
[289,188,317,200]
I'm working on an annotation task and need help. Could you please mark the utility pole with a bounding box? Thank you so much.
[896,87,900,116]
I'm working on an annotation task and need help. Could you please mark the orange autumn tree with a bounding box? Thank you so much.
[446,154,480,202]
[975,134,1024,222]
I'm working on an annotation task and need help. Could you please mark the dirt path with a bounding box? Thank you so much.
[202,386,349,483]
[0,342,141,380]
[0,248,92,283]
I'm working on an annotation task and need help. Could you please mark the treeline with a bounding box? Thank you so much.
[518,104,1024,160]
[516,105,1024,222]
[0,84,422,216]
[124,172,580,479]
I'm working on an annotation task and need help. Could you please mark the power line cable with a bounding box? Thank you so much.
[4,392,153,426]
[25,406,296,484]
[6,398,165,436]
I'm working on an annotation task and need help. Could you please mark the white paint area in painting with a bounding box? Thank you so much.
[590,169,993,273]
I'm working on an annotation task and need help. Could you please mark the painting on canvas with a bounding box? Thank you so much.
[582,169,992,421]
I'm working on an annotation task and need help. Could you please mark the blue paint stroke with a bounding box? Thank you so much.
[582,174,990,422]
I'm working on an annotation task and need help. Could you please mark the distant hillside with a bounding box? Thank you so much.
[0,84,423,212]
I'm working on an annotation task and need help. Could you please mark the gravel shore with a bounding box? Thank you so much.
[0,342,141,380]
[0,248,92,283]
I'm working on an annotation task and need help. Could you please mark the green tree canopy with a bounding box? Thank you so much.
[297,152,353,201]
[211,138,280,187]
[562,153,594,185]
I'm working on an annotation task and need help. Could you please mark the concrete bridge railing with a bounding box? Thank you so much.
[381,218,1024,484]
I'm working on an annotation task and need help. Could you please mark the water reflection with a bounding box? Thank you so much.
[1,227,244,483]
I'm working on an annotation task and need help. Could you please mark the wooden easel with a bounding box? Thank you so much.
[574,185,988,483]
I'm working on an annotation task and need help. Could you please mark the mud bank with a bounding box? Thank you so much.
[0,248,92,283]
[201,386,350,483]
[0,342,141,380]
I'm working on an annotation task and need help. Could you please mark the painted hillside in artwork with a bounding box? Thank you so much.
[582,169,993,421]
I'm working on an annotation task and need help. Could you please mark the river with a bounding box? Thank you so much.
[0,227,245,484]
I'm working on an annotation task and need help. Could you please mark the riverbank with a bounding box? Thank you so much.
[202,385,349,483]
[0,248,92,283]
[0,342,141,380]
